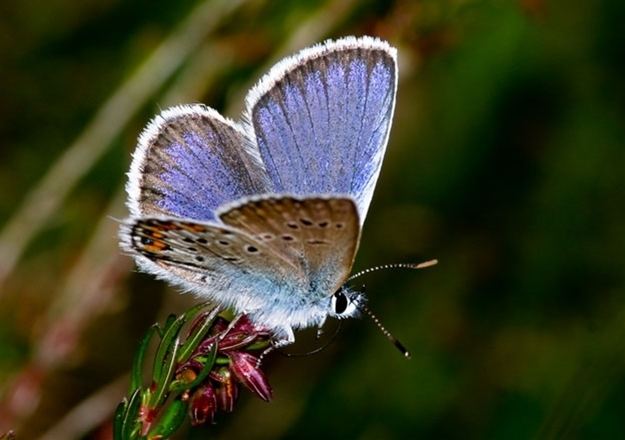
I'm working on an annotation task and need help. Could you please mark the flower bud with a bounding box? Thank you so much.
[189,384,217,426]
[175,367,197,385]
[228,352,272,402]
[212,367,239,412]
[219,332,257,351]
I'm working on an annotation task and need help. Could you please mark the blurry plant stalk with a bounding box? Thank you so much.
[115,305,274,438]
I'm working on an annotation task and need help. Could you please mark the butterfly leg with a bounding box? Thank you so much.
[218,313,246,341]
[316,316,327,339]
[256,326,295,367]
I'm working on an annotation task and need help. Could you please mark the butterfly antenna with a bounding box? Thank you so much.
[358,301,411,359]
[347,259,438,282]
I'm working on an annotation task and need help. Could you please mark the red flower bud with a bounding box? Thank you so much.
[212,367,239,413]
[228,351,272,402]
[219,332,258,351]
[189,384,217,426]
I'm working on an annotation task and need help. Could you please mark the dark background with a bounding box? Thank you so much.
[0,0,624,438]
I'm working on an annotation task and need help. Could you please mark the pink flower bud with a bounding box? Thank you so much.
[228,352,272,402]
[189,385,217,426]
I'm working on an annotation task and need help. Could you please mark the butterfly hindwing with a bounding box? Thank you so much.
[127,104,270,221]
[218,195,361,295]
[121,217,305,312]
[244,36,397,223]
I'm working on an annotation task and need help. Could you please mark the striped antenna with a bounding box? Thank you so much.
[348,259,438,358]
[347,259,438,282]
[358,300,411,359]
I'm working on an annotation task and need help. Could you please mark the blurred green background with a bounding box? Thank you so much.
[1,0,624,438]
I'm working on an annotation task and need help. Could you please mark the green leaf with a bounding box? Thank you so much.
[170,342,218,393]
[215,356,231,366]
[219,309,235,321]
[121,388,142,440]
[152,303,208,383]
[147,399,188,439]
[177,306,220,363]
[243,339,271,351]
[161,313,177,334]
[183,301,214,321]
[131,324,159,393]
[152,315,185,383]
[113,399,127,440]
[150,337,180,408]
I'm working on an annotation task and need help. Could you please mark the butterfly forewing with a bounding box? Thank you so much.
[244,36,397,224]
[128,105,270,221]
[219,196,361,295]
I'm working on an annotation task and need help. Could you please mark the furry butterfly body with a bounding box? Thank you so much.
[121,36,397,341]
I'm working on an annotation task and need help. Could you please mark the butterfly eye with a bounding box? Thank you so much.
[331,290,359,317]
[332,291,348,314]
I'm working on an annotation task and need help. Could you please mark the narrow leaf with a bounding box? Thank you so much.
[131,324,159,393]
[147,399,188,439]
[113,399,127,440]
[177,306,220,363]
[152,315,185,383]
[170,342,218,393]
[152,303,211,382]
[122,388,142,440]
[150,337,180,408]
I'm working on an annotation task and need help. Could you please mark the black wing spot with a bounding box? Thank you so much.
[300,218,313,226]
[318,221,328,228]
[141,237,153,245]
[218,240,230,246]
[196,238,208,244]
[307,239,328,245]
[183,237,194,243]
[286,222,299,229]
[195,256,205,262]
[335,223,344,229]
[246,245,259,253]
[188,247,197,252]
[282,235,294,241]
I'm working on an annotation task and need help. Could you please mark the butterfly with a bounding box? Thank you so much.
[120,36,398,344]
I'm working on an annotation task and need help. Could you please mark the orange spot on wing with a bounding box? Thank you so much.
[180,223,207,233]
[144,240,170,253]
[159,222,182,231]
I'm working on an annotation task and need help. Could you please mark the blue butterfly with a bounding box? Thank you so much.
[121,36,398,344]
